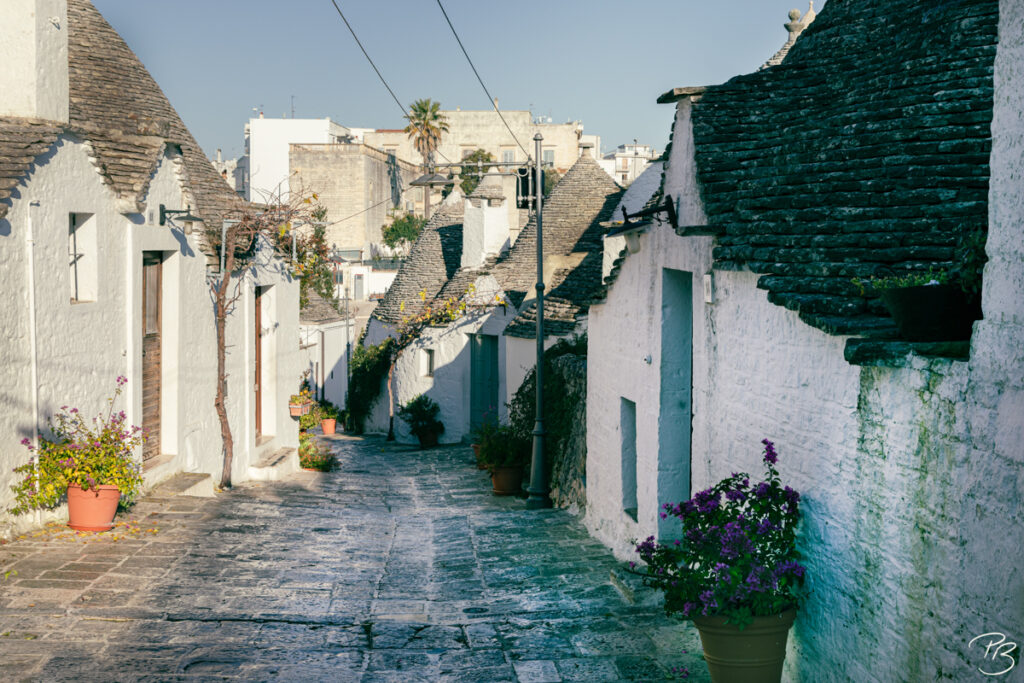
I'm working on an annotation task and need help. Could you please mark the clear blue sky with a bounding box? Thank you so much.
[90,0,824,160]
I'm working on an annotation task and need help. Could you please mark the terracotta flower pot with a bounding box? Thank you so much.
[321,418,336,435]
[472,444,486,469]
[692,609,796,683]
[67,484,120,532]
[490,466,523,496]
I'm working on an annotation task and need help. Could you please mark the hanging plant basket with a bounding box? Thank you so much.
[289,401,313,417]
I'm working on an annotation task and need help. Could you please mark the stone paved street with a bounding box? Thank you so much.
[0,435,709,682]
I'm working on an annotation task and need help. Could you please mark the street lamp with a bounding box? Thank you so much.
[526,133,551,509]
[409,171,450,221]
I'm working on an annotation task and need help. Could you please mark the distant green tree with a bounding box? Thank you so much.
[382,213,427,249]
[403,98,449,165]
[543,170,562,197]
[459,149,494,195]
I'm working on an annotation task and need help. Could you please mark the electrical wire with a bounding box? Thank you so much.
[435,0,532,161]
[328,0,455,167]
[328,0,405,116]
[325,197,393,227]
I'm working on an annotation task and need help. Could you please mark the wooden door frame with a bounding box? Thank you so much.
[255,286,264,437]
[141,252,163,462]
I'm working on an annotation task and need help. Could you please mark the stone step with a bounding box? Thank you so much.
[248,447,299,482]
[149,472,214,499]
[609,566,663,607]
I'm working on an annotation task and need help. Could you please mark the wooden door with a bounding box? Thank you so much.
[255,286,264,437]
[141,252,162,462]
[470,333,499,432]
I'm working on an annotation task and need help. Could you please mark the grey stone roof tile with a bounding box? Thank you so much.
[300,291,346,324]
[0,2,249,249]
[689,0,997,341]
[371,193,465,326]
[0,120,63,219]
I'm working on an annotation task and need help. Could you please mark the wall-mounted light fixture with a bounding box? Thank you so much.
[159,204,203,233]
[603,197,680,254]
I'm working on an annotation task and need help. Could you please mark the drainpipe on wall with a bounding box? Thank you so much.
[26,201,41,525]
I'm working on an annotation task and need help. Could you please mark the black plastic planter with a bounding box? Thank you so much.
[879,284,981,341]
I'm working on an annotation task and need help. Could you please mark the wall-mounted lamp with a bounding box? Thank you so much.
[603,197,680,254]
[159,204,203,233]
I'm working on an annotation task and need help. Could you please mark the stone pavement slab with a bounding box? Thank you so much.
[0,435,709,681]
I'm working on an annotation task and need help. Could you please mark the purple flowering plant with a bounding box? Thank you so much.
[633,439,805,628]
[9,377,146,516]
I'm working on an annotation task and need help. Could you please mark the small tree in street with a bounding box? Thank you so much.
[208,190,323,488]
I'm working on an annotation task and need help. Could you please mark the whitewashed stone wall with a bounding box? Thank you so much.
[586,67,1024,681]
[0,139,301,537]
[365,274,516,444]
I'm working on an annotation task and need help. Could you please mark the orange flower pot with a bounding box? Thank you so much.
[321,418,336,435]
[67,484,120,532]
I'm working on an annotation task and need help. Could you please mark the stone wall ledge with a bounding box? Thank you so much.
[844,337,970,366]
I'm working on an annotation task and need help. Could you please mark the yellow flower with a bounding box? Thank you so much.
[400,301,406,312]
[419,289,427,301]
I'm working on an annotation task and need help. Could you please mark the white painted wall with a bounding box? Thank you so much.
[0,138,301,537]
[300,319,354,409]
[0,0,68,123]
[247,117,348,202]
[586,62,1024,680]
[365,275,517,443]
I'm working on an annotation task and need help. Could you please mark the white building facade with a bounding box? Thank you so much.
[0,0,302,536]
[585,0,1022,678]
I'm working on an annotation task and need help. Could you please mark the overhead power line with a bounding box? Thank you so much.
[325,197,393,227]
[328,0,405,116]
[327,0,455,167]
[434,0,532,161]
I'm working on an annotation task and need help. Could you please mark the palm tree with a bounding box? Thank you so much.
[403,99,449,166]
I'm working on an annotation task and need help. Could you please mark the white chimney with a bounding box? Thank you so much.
[0,0,69,123]
[461,168,510,269]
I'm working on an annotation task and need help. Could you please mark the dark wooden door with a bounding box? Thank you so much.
[254,286,264,437]
[141,252,162,462]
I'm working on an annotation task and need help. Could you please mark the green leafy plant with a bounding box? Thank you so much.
[382,214,427,249]
[854,228,987,298]
[854,268,950,295]
[397,394,445,443]
[459,148,495,196]
[9,377,145,516]
[318,401,340,421]
[954,227,988,299]
[508,334,587,455]
[476,423,531,474]
[633,439,805,628]
[298,432,337,471]
[347,335,395,434]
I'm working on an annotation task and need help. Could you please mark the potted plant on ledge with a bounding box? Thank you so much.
[9,377,146,532]
[858,228,986,341]
[633,439,805,683]
[397,394,445,448]
[477,424,531,496]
